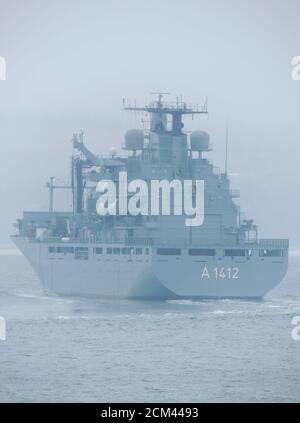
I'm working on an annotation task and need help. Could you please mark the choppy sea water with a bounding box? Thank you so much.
[0,250,300,403]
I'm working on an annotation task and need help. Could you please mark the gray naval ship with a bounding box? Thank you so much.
[12,94,289,299]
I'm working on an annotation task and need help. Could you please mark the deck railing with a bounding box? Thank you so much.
[258,239,289,249]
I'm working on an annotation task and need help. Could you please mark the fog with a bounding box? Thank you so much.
[0,0,299,248]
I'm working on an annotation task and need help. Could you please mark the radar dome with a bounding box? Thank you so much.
[190,131,210,151]
[125,129,144,150]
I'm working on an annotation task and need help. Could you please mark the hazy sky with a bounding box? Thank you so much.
[0,0,300,248]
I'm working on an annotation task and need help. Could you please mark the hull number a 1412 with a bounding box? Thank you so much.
[201,267,240,279]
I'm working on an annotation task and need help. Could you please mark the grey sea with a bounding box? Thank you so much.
[0,250,300,403]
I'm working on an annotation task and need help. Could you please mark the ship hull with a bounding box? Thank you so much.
[12,236,289,299]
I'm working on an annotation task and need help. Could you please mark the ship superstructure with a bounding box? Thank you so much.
[12,95,289,298]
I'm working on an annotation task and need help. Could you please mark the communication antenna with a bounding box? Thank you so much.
[203,96,208,113]
[225,125,228,175]
[150,92,170,106]
[150,91,170,97]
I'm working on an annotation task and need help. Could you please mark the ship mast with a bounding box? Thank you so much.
[123,93,208,135]
[46,177,71,212]
[225,125,228,176]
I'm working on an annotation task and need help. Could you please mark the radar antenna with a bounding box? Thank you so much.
[225,125,228,175]
[123,94,208,135]
[150,92,170,107]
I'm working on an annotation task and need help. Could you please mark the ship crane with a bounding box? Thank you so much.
[72,131,100,166]
[72,131,123,168]
[71,131,125,214]
[71,131,101,214]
